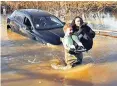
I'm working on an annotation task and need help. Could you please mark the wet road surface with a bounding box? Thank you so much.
[1,16,117,86]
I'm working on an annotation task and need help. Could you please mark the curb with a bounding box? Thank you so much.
[94,30,117,38]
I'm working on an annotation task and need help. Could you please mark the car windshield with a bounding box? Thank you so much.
[33,16,64,29]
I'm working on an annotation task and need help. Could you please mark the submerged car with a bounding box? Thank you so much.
[7,9,65,45]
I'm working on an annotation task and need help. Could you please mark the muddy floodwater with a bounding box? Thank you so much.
[1,16,117,86]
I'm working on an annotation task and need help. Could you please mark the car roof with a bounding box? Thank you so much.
[18,9,52,17]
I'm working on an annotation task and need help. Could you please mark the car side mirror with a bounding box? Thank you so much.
[30,26,33,30]
[25,26,29,30]
[26,26,33,33]
[21,25,26,29]
[21,25,30,31]
[25,26,33,31]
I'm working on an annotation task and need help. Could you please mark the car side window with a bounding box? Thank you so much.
[15,16,23,23]
[24,17,31,27]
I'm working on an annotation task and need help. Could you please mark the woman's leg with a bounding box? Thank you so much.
[72,35,83,46]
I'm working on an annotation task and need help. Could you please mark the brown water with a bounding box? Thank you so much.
[1,16,117,86]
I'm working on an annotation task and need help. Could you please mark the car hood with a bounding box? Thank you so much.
[36,28,65,45]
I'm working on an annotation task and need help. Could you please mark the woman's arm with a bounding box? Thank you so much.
[84,26,95,38]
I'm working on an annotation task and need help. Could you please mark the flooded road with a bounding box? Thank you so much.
[1,16,117,86]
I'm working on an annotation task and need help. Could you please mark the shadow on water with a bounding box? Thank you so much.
[94,53,117,64]
[89,36,117,64]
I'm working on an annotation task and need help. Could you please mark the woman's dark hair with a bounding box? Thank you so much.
[71,16,84,28]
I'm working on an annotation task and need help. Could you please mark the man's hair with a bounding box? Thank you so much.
[63,23,72,33]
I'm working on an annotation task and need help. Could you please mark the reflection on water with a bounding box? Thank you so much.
[1,14,117,86]
[85,12,117,31]
[58,12,117,31]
